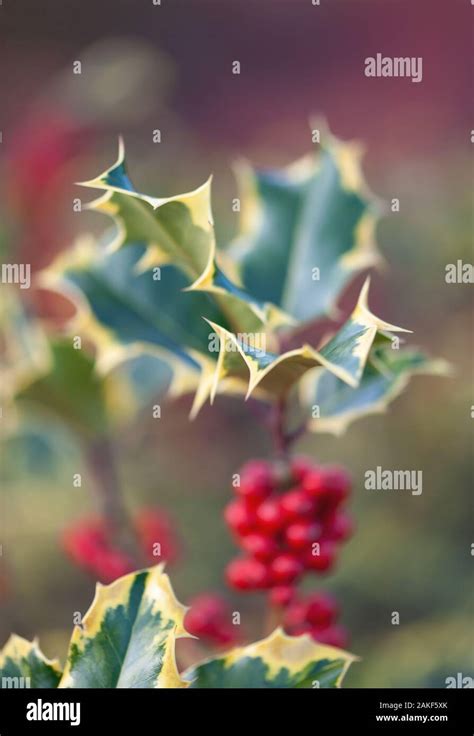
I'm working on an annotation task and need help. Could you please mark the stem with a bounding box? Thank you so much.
[272,399,289,460]
[270,398,308,462]
[84,436,143,567]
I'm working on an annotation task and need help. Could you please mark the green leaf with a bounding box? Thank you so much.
[15,338,111,437]
[0,286,50,411]
[204,279,409,403]
[39,238,221,414]
[78,141,286,333]
[230,124,382,322]
[59,565,189,688]
[185,628,357,688]
[300,345,451,435]
[0,635,62,688]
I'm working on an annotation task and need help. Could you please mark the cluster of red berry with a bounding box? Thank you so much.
[62,508,179,583]
[281,591,348,648]
[184,594,238,647]
[224,457,353,599]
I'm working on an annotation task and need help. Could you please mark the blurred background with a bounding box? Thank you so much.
[0,0,472,687]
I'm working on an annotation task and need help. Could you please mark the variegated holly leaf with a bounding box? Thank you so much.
[204,278,409,404]
[230,123,382,322]
[1,282,173,439]
[0,286,50,414]
[185,628,357,688]
[59,565,189,688]
[39,238,222,411]
[15,338,111,437]
[78,141,286,332]
[0,635,62,688]
[14,336,167,438]
[300,345,451,435]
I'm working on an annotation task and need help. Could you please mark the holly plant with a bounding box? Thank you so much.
[1,123,446,686]
[0,566,356,688]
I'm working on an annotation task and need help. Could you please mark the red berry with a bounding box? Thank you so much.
[325,512,354,542]
[241,533,278,561]
[280,489,315,521]
[291,456,315,483]
[320,465,352,503]
[283,600,309,630]
[240,459,273,479]
[284,521,322,550]
[93,548,135,583]
[134,508,179,564]
[184,594,238,646]
[269,553,303,584]
[306,592,339,627]
[288,623,312,637]
[303,541,337,573]
[224,499,256,536]
[238,460,274,502]
[226,557,270,590]
[61,520,104,567]
[310,624,349,649]
[255,499,285,534]
[269,585,295,607]
[302,470,326,498]
[304,465,351,506]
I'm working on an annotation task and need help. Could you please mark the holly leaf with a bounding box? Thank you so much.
[78,141,286,333]
[2,284,174,440]
[300,345,451,435]
[185,628,357,688]
[230,123,382,322]
[39,238,224,412]
[59,565,189,688]
[15,338,113,437]
[204,278,409,404]
[0,635,62,688]
[0,286,50,412]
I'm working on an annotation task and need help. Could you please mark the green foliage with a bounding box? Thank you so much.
[38,123,444,433]
[59,566,188,688]
[0,567,356,689]
[185,628,355,688]
[0,636,61,688]
[230,129,380,321]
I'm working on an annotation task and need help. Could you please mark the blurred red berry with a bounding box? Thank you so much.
[306,592,339,628]
[280,489,315,521]
[283,600,309,630]
[310,624,349,649]
[269,584,295,608]
[284,521,322,550]
[302,469,325,498]
[184,594,238,646]
[255,499,285,534]
[241,533,278,561]
[134,508,179,564]
[291,456,315,483]
[224,499,256,536]
[290,624,313,636]
[320,466,352,503]
[62,507,180,583]
[226,557,270,590]
[225,457,353,607]
[283,591,347,647]
[303,541,337,573]
[325,512,354,542]
[237,460,273,503]
[61,518,106,569]
[93,549,135,584]
[269,553,303,584]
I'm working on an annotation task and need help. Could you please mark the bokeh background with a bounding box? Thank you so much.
[1,0,472,687]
